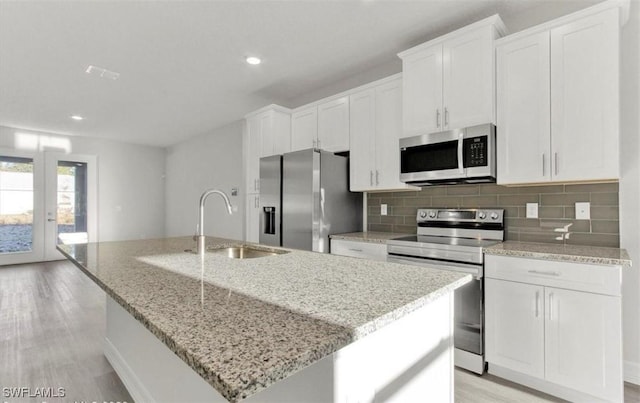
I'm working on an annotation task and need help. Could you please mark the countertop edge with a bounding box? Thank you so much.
[483,243,632,267]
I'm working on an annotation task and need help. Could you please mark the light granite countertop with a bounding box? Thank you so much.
[330,231,409,243]
[58,237,470,402]
[484,241,632,267]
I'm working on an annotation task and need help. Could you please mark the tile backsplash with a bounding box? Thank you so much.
[367,182,619,247]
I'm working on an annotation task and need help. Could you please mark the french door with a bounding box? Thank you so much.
[0,149,97,265]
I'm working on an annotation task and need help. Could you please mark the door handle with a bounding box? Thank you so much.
[47,218,56,222]
[457,133,464,174]
[548,292,554,321]
[370,171,373,186]
[444,107,449,127]
[542,153,545,176]
[375,170,379,186]
[554,152,559,176]
[534,291,540,318]
[436,109,441,128]
[528,270,560,276]
[348,248,363,252]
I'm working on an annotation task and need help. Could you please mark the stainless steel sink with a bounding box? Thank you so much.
[208,246,288,259]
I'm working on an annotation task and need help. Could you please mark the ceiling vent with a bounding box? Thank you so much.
[85,65,120,80]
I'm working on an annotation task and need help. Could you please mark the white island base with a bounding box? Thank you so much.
[104,293,455,403]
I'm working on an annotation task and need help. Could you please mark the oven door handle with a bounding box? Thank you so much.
[457,133,465,174]
[387,254,481,277]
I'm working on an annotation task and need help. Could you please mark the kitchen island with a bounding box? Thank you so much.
[59,237,471,402]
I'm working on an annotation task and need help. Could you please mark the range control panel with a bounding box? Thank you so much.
[463,136,488,167]
[416,208,504,224]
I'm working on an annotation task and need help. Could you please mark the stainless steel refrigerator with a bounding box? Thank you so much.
[259,149,362,252]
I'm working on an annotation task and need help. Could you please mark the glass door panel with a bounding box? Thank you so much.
[0,150,44,265]
[56,161,88,245]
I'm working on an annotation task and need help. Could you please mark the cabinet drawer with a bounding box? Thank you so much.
[485,255,621,296]
[331,239,387,261]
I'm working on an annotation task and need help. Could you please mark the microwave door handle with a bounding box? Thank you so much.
[458,133,464,174]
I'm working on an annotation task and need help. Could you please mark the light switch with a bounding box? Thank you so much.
[526,203,538,218]
[381,204,388,216]
[575,202,590,220]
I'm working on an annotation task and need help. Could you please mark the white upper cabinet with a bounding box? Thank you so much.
[496,5,622,185]
[349,88,376,191]
[401,45,442,136]
[291,106,318,151]
[317,96,350,152]
[399,16,505,138]
[292,97,350,153]
[550,8,619,182]
[496,31,551,184]
[349,76,417,192]
[244,105,291,193]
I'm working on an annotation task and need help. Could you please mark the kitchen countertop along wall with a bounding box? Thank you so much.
[367,182,619,248]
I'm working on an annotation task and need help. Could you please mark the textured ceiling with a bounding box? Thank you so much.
[0,0,599,147]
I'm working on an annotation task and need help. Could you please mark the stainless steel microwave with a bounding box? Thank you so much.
[399,123,496,186]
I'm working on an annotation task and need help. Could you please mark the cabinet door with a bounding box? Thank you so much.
[291,107,318,152]
[496,31,551,184]
[259,113,274,158]
[318,96,350,152]
[545,287,622,402]
[443,27,494,130]
[401,45,443,138]
[375,78,406,190]
[349,89,376,191]
[485,279,545,378]
[245,194,260,243]
[272,111,291,156]
[245,117,261,193]
[550,8,620,182]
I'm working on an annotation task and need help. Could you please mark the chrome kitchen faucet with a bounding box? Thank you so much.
[195,189,233,254]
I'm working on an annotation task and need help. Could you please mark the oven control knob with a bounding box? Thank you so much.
[490,212,499,220]
[428,211,437,218]
[478,211,486,219]
[419,211,427,218]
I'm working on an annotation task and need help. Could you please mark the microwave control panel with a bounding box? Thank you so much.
[463,136,488,167]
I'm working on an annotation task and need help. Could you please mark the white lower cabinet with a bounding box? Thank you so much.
[485,255,623,402]
[331,239,387,262]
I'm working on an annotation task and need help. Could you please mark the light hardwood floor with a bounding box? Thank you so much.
[1,261,638,402]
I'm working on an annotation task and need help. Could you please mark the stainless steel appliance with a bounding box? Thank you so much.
[399,123,496,186]
[259,149,362,252]
[387,208,504,374]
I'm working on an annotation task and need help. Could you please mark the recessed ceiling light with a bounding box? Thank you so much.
[246,56,261,65]
[70,115,84,121]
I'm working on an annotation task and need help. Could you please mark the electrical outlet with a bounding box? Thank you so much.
[526,203,538,219]
[575,202,590,220]
[381,204,388,216]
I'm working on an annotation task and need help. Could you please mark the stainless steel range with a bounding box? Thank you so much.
[387,208,504,374]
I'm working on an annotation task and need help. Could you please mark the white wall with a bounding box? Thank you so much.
[0,125,166,242]
[164,121,244,241]
[619,0,640,384]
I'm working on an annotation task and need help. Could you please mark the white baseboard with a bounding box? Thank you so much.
[104,337,155,403]
[624,360,640,385]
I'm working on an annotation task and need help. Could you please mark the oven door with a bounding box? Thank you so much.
[388,254,484,356]
[399,129,465,183]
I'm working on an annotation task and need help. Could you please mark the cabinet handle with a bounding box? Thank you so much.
[535,291,540,318]
[375,170,379,186]
[348,248,363,252]
[554,152,559,176]
[542,153,545,176]
[436,109,441,128]
[317,139,321,149]
[370,171,374,186]
[548,292,554,321]
[528,270,560,276]
[444,107,449,127]
[312,139,316,148]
